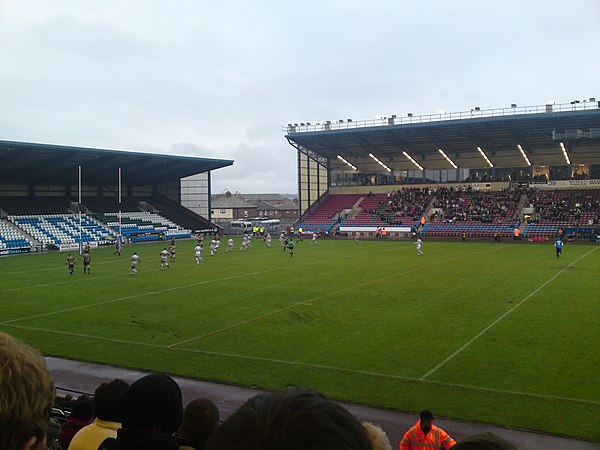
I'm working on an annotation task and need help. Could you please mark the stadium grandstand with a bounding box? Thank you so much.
[0,140,232,255]
[285,99,600,242]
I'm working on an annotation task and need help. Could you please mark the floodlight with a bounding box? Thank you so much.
[438,149,458,169]
[517,144,531,166]
[407,113,413,117]
[477,146,494,168]
[402,151,424,171]
[474,107,481,111]
[560,142,571,165]
[511,103,517,108]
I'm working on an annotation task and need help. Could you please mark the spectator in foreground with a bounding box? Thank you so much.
[178,398,220,450]
[58,398,94,450]
[99,373,183,450]
[205,387,372,450]
[46,417,62,450]
[363,421,392,450]
[68,379,130,450]
[0,331,55,450]
[400,409,456,450]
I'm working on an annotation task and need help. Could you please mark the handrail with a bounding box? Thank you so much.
[283,100,600,134]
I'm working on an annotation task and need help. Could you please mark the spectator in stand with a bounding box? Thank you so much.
[0,331,55,450]
[178,398,220,450]
[47,417,62,450]
[99,373,183,450]
[363,422,392,450]
[69,379,130,450]
[399,409,455,450]
[58,399,94,450]
[205,387,372,450]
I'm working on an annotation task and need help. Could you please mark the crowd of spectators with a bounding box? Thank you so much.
[368,188,434,225]
[526,188,600,225]
[429,187,520,224]
[1,331,522,450]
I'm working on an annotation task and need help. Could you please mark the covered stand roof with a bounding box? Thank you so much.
[0,140,233,186]
[285,104,600,171]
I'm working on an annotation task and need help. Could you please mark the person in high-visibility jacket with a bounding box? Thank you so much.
[399,410,455,450]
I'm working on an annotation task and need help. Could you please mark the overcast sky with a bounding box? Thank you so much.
[1,1,599,194]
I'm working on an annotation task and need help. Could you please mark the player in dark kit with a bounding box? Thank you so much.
[82,251,91,274]
[66,254,76,277]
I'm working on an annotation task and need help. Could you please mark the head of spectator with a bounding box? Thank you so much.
[419,409,435,434]
[362,422,392,450]
[179,398,220,450]
[205,387,371,450]
[0,332,55,450]
[57,398,94,450]
[120,373,183,435]
[452,432,517,450]
[95,379,130,422]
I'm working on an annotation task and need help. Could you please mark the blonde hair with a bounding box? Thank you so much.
[363,422,393,450]
[0,332,55,450]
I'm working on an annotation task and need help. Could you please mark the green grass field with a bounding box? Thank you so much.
[1,237,599,440]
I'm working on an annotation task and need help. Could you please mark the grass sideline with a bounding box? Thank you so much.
[1,237,599,441]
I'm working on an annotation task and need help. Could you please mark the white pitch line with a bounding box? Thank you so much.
[0,245,409,324]
[4,322,599,407]
[168,245,507,348]
[420,246,600,380]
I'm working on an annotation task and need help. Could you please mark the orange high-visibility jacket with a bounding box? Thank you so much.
[399,420,456,450]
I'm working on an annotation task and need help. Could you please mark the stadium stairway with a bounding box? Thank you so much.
[149,193,219,233]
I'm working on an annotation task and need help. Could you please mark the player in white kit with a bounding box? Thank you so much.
[130,252,140,274]
[416,238,423,256]
[160,248,169,270]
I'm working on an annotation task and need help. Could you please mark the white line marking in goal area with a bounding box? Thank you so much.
[4,322,599,407]
[420,246,600,381]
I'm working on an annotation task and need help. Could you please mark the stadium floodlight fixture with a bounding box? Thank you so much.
[368,153,392,172]
[474,106,481,111]
[337,154,358,171]
[300,123,305,126]
[560,142,571,165]
[438,149,458,169]
[511,103,517,108]
[407,113,413,117]
[306,122,311,126]
[517,144,531,166]
[347,118,353,122]
[402,151,424,171]
[477,146,494,168]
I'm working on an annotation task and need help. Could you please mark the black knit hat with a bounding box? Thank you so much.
[420,409,435,422]
[120,373,183,435]
[70,399,95,421]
